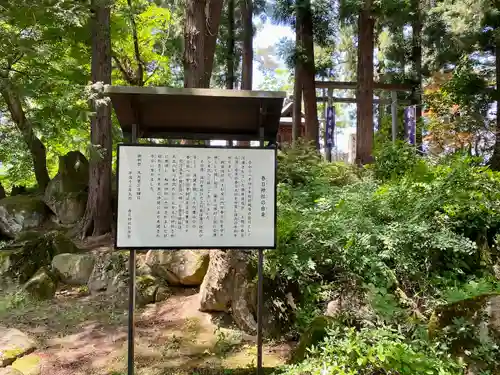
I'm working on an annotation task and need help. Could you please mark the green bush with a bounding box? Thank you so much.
[279,325,464,375]
[271,143,500,372]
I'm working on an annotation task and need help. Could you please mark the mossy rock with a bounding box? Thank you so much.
[23,267,57,300]
[11,353,41,375]
[2,231,80,283]
[0,328,37,367]
[428,293,500,355]
[44,151,89,225]
[136,275,159,307]
[0,196,49,238]
[290,316,335,363]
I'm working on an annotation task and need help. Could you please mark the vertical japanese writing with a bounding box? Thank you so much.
[136,153,142,200]
[219,158,226,237]
[247,159,253,236]
[239,157,246,237]
[163,154,170,238]
[127,169,132,239]
[206,156,213,233]
[199,157,205,237]
[233,156,240,237]
[171,155,177,237]
[260,175,267,218]
[212,156,220,237]
[149,153,156,192]
[178,156,185,232]
[185,156,191,232]
[156,154,161,238]
[191,155,198,231]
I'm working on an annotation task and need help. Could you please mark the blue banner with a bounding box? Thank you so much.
[326,106,335,148]
[404,106,416,145]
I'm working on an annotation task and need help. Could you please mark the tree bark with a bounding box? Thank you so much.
[241,0,253,90]
[81,0,113,237]
[0,82,50,191]
[226,0,235,89]
[356,0,375,165]
[202,0,224,88]
[298,0,319,150]
[490,41,500,170]
[184,0,206,88]
[292,21,303,145]
[411,0,423,151]
[238,0,253,146]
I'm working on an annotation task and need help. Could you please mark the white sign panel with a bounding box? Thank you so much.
[116,145,276,249]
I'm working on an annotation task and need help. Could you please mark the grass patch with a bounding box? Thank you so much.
[0,286,127,342]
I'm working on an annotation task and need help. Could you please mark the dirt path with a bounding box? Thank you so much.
[0,287,293,375]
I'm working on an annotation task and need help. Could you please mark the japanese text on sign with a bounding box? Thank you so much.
[116,145,276,248]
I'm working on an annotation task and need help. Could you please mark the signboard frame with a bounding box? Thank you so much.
[115,143,278,250]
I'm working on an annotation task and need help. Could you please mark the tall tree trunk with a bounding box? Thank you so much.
[356,0,375,165]
[491,42,500,170]
[238,0,253,146]
[412,0,423,151]
[202,0,224,87]
[292,21,303,144]
[81,0,113,237]
[184,0,206,88]
[0,82,50,191]
[241,0,253,90]
[226,0,235,89]
[298,0,319,150]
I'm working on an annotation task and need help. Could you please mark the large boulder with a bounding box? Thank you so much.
[146,250,209,286]
[136,275,159,307]
[43,151,89,225]
[23,267,57,300]
[87,251,128,293]
[0,196,48,238]
[52,253,95,285]
[199,250,257,334]
[0,231,79,283]
[0,327,36,367]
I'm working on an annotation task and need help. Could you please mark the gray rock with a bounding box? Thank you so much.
[87,251,128,293]
[135,275,159,307]
[146,250,209,286]
[155,285,171,302]
[0,327,36,367]
[0,196,48,238]
[199,250,257,334]
[43,151,88,225]
[0,232,76,284]
[52,253,95,285]
[23,267,57,300]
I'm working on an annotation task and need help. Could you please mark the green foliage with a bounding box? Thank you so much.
[371,141,424,181]
[280,325,464,375]
[271,142,500,372]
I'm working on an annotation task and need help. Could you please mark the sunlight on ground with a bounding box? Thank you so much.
[0,286,291,375]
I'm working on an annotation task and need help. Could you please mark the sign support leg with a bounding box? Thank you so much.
[128,124,138,375]
[257,124,266,375]
[257,247,264,375]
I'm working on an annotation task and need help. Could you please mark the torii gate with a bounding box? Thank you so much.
[315,81,419,161]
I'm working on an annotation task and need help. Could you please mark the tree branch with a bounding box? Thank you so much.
[112,54,134,84]
[127,0,144,86]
